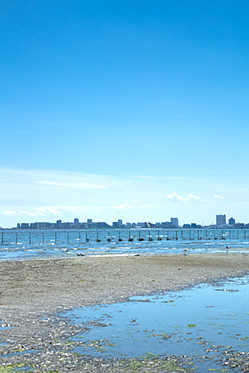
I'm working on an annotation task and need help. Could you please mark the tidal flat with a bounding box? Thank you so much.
[1,253,249,372]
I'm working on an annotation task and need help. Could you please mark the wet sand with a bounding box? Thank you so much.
[1,253,249,372]
[1,253,249,319]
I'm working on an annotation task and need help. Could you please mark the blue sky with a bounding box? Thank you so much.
[1,0,249,227]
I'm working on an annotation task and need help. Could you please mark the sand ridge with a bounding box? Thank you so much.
[1,253,249,320]
[1,253,249,372]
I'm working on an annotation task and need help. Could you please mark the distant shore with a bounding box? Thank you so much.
[1,253,249,321]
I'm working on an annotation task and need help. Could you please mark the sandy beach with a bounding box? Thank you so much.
[1,253,249,320]
[1,253,249,372]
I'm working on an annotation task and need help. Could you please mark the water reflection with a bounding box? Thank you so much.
[60,276,249,372]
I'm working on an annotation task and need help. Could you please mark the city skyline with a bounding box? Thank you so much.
[3,213,248,230]
[1,167,249,228]
[1,1,249,227]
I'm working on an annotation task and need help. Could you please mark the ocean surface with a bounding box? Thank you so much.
[60,275,249,372]
[1,228,249,261]
[1,229,249,372]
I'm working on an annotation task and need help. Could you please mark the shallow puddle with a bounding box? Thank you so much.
[60,276,249,372]
[0,349,39,358]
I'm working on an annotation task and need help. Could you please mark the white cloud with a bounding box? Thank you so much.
[136,175,184,181]
[36,181,106,189]
[213,195,224,200]
[167,192,186,202]
[235,201,249,206]
[63,205,102,212]
[138,204,161,209]
[3,210,17,215]
[109,203,161,211]
[2,166,249,226]
[4,210,42,217]
[109,204,136,210]
[34,206,62,215]
[21,211,40,217]
[188,194,206,202]
[167,192,207,203]
[4,206,62,218]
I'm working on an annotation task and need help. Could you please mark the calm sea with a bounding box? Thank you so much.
[1,228,249,261]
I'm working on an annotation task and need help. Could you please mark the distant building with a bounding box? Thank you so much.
[170,217,179,228]
[95,222,110,228]
[112,220,124,228]
[73,218,80,228]
[61,222,72,229]
[31,222,52,229]
[87,219,93,228]
[30,222,38,229]
[144,222,155,228]
[126,222,131,228]
[161,221,173,228]
[137,222,146,228]
[56,220,62,229]
[41,222,53,229]
[216,214,226,226]
[235,223,244,228]
[21,223,29,229]
[80,222,88,229]
[228,217,235,226]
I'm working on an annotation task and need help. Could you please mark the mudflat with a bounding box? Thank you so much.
[1,253,249,372]
[1,253,249,318]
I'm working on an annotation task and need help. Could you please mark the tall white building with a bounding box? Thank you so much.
[216,214,226,226]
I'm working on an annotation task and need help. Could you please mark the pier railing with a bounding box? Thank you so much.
[1,229,249,247]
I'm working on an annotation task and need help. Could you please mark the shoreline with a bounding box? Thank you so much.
[1,253,249,320]
[1,253,249,372]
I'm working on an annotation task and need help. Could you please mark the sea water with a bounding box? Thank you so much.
[1,229,249,371]
[60,275,249,372]
[1,228,249,260]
